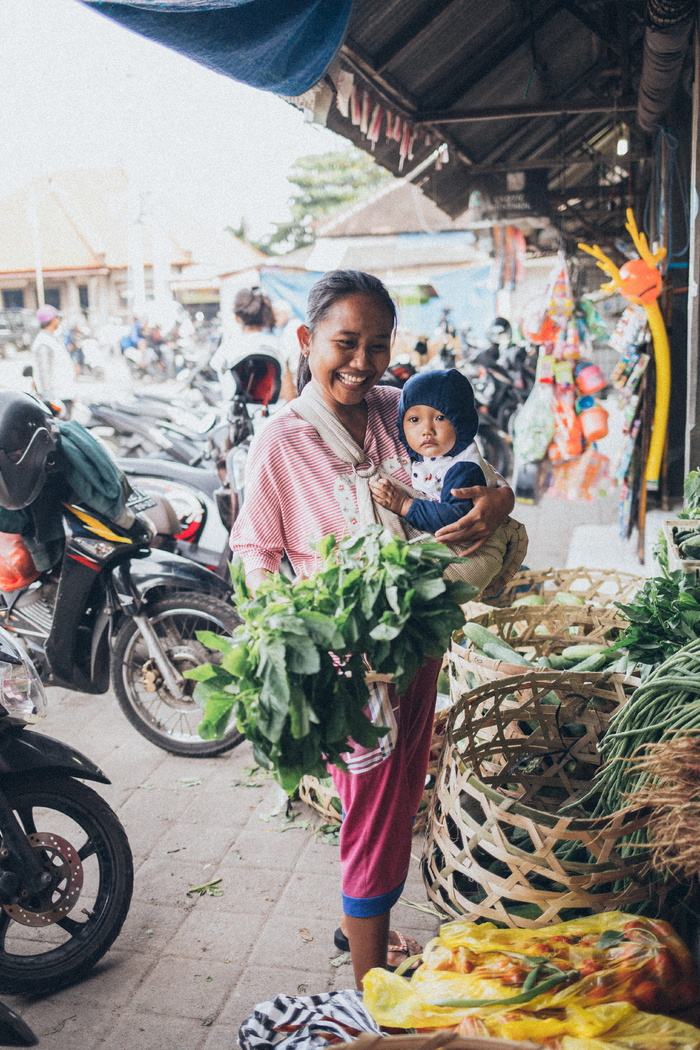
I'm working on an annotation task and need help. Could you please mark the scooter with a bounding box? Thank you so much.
[0,492,242,758]
[0,628,132,997]
[111,353,284,579]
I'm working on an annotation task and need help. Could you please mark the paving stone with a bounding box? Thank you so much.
[116,900,193,955]
[293,834,343,877]
[226,823,308,870]
[155,821,234,866]
[273,868,340,921]
[201,1022,242,1050]
[217,966,342,1029]
[7,997,113,1050]
[97,1013,210,1050]
[132,855,222,907]
[188,864,288,913]
[248,914,341,973]
[132,956,234,1019]
[38,949,157,1009]
[164,907,265,963]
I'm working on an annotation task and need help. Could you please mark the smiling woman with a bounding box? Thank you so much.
[229,270,521,989]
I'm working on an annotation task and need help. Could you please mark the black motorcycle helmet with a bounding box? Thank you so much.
[0,392,58,510]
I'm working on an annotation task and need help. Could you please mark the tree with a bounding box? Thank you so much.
[256,148,392,255]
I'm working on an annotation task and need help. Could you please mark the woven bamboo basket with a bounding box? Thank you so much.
[422,670,655,929]
[485,566,644,609]
[454,603,629,688]
[336,1034,538,1050]
[298,775,343,823]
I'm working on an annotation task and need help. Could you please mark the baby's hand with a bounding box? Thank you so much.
[369,478,413,517]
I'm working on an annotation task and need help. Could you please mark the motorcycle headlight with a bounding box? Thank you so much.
[229,445,249,493]
[0,634,47,724]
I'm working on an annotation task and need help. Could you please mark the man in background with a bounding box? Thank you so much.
[31,305,76,417]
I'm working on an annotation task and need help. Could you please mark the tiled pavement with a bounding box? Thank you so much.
[5,686,439,1049]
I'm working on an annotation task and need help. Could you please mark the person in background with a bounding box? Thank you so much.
[272,299,301,402]
[31,305,76,418]
[211,288,285,403]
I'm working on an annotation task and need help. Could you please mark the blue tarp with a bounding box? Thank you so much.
[258,265,496,340]
[259,268,321,319]
[81,0,354,95]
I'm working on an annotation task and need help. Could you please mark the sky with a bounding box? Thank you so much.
[2,0,348,239]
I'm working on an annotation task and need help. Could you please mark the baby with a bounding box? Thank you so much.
[370,368,487,531]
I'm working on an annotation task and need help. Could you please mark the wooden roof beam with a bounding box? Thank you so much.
[417,97,637,123]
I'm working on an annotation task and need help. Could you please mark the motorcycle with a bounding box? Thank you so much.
[111,352,284,576]
[0,627,132,996]
[467,343,536,435]
[117,459,233,579]
[0,492,242,758]
[81,398,229,466]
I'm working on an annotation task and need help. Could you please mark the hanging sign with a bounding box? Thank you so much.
[466,169,549,223]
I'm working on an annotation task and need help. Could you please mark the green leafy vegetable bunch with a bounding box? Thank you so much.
[185,525,477,793]
[612,570,700,671]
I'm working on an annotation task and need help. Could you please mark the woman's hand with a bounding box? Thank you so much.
[435,485,514,553]
[369,478,413,517]
[245,568,271,596]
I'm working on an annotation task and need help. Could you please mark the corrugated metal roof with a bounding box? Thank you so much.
[310,0,661,244]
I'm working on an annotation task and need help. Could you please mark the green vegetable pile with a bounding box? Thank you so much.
[579,636,700,822]
[461,621,622,674]
[612,570,700,672]
[185,525,477,793]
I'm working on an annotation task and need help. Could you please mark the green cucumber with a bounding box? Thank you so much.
[554,592,586,606]
[567,652,608,673]
[511,595,547,607]
[561,644,608,660]
[481,639,534,666]
[462,622,502,651]
[462,622,535,666]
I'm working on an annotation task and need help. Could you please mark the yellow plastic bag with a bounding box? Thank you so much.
[362,911,699,1032]
[457,1001,700,1049]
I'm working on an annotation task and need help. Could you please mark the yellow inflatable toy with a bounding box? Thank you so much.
[578,208,670,486]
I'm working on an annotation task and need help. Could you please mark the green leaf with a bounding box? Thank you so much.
[198,692,235,739]
[369,621,402,641]
[195,630,234,654]
[413,576,447,601]
[221,646,251,677]
[183,662,219,682]
[287,637,321,675]
[299,611,344,648]
[596,930,625,950]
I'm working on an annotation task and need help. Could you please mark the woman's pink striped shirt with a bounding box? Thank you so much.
[230,385,411,576]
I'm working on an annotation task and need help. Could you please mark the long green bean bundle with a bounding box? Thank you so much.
[581,637,700,821]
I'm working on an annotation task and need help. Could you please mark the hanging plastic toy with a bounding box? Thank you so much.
[578,208,670,487]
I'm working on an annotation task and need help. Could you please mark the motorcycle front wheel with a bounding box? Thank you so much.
[111,593,243,757]
[0,773,133,994]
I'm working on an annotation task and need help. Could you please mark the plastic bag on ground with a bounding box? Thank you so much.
[458,1000,700,1048]
[362,912,699,1033]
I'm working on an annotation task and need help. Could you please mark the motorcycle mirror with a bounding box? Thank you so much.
[21,366,33,378]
